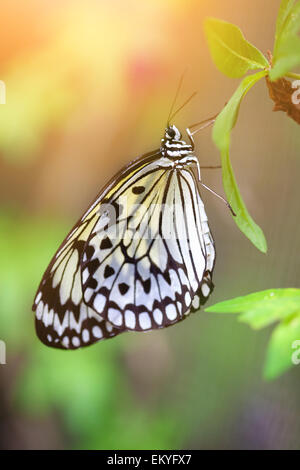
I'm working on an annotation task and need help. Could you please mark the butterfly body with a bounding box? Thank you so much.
[33,125,215,349]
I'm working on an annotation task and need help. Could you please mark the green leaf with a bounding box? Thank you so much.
[274,0,296,53]
[206,288,300,328]
[264,314,300,380]
[213,71,268,253]
[204,17,269,78]
[271,1,300,80]
[206,288,300,379]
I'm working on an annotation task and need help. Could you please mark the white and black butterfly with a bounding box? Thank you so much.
[32,121,217,349]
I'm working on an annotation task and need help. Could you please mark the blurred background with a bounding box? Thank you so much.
[0,0,299,450]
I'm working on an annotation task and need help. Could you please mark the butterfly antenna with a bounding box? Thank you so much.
[168,91,197,124]
[166,73,186,126]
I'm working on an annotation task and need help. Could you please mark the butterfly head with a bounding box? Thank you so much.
[165,125,182,141]
[161,125,194,159]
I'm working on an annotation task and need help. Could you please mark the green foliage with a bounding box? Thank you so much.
[212,71,268,253]
[274,0,296,49]
[204,0,300,380]
[206,289,300,379]
[204,0,300,252]
[204,18,269,78]
[264,315,300,380]
[271,0,300,80]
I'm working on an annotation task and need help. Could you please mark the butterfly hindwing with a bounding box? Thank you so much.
[81,157,215,331]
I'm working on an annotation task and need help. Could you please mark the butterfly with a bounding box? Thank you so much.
[32,119,218,350]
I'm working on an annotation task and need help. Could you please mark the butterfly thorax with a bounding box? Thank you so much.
[161,125,193,159]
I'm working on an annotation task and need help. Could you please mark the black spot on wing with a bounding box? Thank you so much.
[104,265,115,278]
[86,277,98,289]
[85,258,100,275]
[132,186,145,194]
[100,236,113,250]
[85,244,95,260]
[142,278,151,294]
[119,282,130,295]
[163,271,171,285]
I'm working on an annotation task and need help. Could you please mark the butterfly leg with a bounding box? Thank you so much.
[178,157,236,216]
[199,182,236,216]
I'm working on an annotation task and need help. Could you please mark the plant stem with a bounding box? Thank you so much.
[286,72,300,80]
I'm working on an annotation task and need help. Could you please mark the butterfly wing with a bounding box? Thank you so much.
[33,148,215,348]
[32,150,161,349]
[81,157,215,331]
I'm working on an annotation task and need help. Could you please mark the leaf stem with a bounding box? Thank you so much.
[286,72,300,80]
